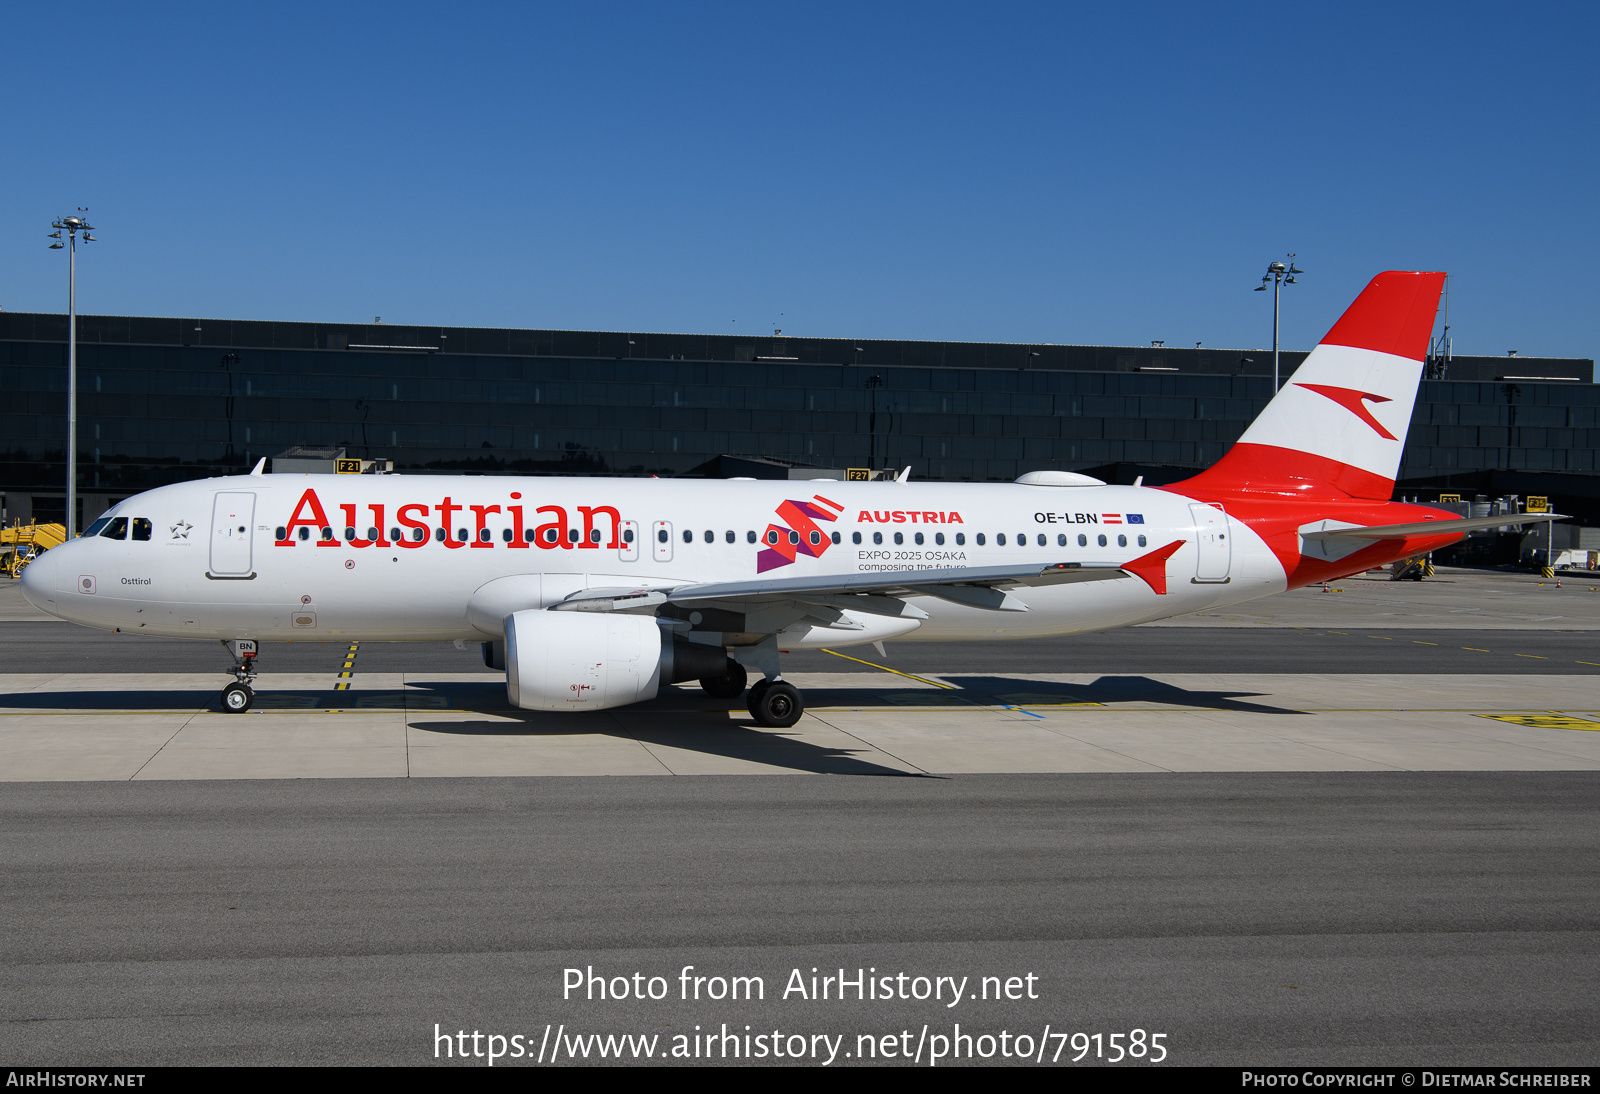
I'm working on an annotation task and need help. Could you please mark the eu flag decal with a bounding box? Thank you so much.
[1126,513,1145,524]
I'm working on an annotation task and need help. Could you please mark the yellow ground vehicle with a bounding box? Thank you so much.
[2,521,67,578]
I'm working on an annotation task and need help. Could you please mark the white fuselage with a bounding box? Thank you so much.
[21,474,1287,647]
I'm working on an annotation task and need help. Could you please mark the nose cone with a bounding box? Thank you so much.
[19,542,70,617]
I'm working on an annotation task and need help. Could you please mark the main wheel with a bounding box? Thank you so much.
[700,660,748,699]
[221,682,254,713]
[748,679,803,728]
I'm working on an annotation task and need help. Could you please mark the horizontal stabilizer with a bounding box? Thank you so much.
[1302,512,1566,541]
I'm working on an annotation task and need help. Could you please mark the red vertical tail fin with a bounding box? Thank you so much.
[1174,271,1446,500]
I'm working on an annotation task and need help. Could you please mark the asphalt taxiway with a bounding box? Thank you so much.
[3,567,1598,1066]
[4,772,1597,1065]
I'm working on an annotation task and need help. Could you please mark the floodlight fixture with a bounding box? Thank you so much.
[1254,253,1301,391]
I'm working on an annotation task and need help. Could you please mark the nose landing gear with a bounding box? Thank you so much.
[220,639,258,713]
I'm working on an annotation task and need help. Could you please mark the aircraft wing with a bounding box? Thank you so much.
[554,561,1131,616]
[1303,512,1567,540]
[666,561,1126,601]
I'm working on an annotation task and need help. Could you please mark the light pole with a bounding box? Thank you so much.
[865,373,884,471]
[1253,254,1300,391]
[48,210,96,537]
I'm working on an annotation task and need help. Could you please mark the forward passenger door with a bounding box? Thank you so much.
[208,492,256,577]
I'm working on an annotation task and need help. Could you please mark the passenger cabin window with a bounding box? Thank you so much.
[746,531,757,543]
[873,532,883,545]
[893,532,903,545]
[725,530,735,544]
[935,533,944,545]
[1078,534,1087,547]
[300,527,312,541]
[955,533,965,546]
[1097,534,1107,547]
[976,533,985,545]
[683,529,693,544]
[852,532,862,544]
[657,528,669,543]
[704,530,714,544]
[99,517,129,540]
[1057,534,1067,546]
[623,529,635,543]
[997,534,1006,546]
[1137,534,1147,547]
[131,518,153,542]
[831,531,841,545]
[1117,534,1127,547]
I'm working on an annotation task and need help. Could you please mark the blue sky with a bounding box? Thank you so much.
[2,2,1594,358]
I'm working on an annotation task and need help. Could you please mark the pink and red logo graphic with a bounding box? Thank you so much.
[757,494,844,573]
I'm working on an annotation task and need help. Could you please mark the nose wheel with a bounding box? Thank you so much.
[747,679,804,728]
[220,638,259,714]
[221,681,254,713]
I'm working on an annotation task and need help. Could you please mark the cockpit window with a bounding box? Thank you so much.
[99,517,129,540]
[83,517,112,538]
[131,518,153,542]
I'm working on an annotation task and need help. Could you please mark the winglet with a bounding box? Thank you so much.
[1122,539,1185,595]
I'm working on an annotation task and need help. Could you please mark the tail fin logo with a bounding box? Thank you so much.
[1293,383,1398,441]
[757,494,843,573]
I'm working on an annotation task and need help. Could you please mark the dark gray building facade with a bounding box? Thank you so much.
[1,310,1594,526]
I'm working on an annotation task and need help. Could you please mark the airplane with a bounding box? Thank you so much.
[19,271,1561,727]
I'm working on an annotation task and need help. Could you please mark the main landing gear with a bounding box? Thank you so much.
[220,639,258,713]
[746,679,803,729]
[698,659,748,700]
[697,657,804,728]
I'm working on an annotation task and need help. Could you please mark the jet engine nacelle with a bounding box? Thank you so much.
[503,609,730,712]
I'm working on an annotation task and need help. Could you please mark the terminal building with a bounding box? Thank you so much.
[1,310,1595,528]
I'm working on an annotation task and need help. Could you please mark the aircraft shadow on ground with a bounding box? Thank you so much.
[939,675,1302,715]
[0,674,1297,718]
[0,690,215,712]
[405,682,922,777]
